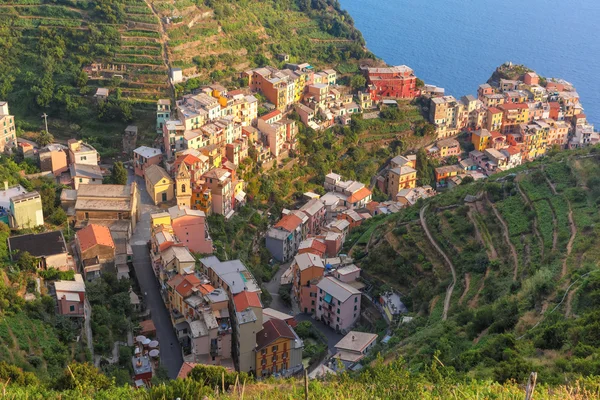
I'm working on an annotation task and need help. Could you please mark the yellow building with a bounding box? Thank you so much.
[255,319,301,377]
[485,108,503,132]
[175,162,192,207]
[201,146,222,169]
[10,191,44,229]
[144,165,174,205]
[471,129,492,151]
[500,103,530,134]
[386,166,417,198]
[150,211,171,227]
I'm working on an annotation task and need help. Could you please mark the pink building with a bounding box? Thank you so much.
[54,274,86,318]
[168,205,213,254]
[316,276,361,333]
[299,199,326,235]
[133,146,163,177]
[333,264,361,283]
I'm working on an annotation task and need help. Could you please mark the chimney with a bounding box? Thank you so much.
[352,335,355,341]
[264,332,268,338]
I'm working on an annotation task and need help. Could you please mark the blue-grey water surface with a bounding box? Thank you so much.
[340,0,600,126]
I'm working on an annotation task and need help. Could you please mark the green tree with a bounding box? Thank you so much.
[109,162,128,185]
[460,175,474,185]
[350,74,366,91]
[416,148,432,185]
[0,222,10,260]
[16,251,39,272]
[37,130,55,147]
[446,155,459,165]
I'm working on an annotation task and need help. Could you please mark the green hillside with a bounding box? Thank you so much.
[347,145,600,384]
[0,0,369,147]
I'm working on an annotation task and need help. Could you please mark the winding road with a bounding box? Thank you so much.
[419,204,456,321]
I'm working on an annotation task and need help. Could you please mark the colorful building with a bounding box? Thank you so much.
[471,129,492,151]
[291,252,325,314]
[145,164,174,205]
[315,276,361,333]
[363,65,420,100]
[255,319,303,377]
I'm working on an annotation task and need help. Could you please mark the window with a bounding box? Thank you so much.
[272,345,278,352]
[337,309,340,314]
[337,300,341,306]
[69,305,75,312]
[181,184,186,193]
[261,349,266,355]
[79,178,83,183]
[311,300,314,305]
[318,305,321,310]
[261,359,266,366]
[354,305,357,311]
[355,297,358,303]
[336,317,339,322]
[272,354,277,362]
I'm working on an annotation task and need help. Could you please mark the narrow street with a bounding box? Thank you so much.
[129,172,183,379]
[265,261,292,314]
[265,262,343,350]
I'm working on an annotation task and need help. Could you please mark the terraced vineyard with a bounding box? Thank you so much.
[150,0,369,89]
[348,146,600,382]
[2,0,169,103]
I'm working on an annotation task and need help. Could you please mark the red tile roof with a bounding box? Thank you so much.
[175,274,214,298]
[487,107,502,114]
[255,319,295,351]
[174,154,201,171]
[549,102,560,109]
[234,291,262,311]
[259,109,282,121]
[77,224,114,253]
[177,362,198,379]
[504,146,521,156]
[347,187,372,203]
[274,213,303,232]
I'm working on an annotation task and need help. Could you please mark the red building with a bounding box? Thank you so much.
[364,65,420,101]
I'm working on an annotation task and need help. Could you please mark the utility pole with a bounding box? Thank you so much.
[41,113,49,134]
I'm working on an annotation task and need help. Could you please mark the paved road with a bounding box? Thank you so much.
[265,261,343,350]
[265,262,292,314]
[129,171,183,379]
[295,314,343,350]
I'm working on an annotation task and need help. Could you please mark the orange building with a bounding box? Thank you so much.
[291,253,325,314]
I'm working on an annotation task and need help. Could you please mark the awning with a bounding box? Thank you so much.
[235,191,246,202]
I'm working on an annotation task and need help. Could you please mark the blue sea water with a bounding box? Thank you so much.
[339,0,600,126]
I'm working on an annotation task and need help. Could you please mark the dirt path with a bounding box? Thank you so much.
[565,286,577,318]
[458,273,470,306]
[487,195,519,281]
[143,0,175,100]
[561,201,577,278]
[467,203,498,260]
[546,199,558,252]
[515,182,545,259]
[420,204,456,321]
[468,268,490,309]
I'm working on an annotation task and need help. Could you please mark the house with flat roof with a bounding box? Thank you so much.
[8,231,70,270]
[54,274,85,317]
[9,191,44,229]
[70,164,103,190]
[133,146,163,177]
